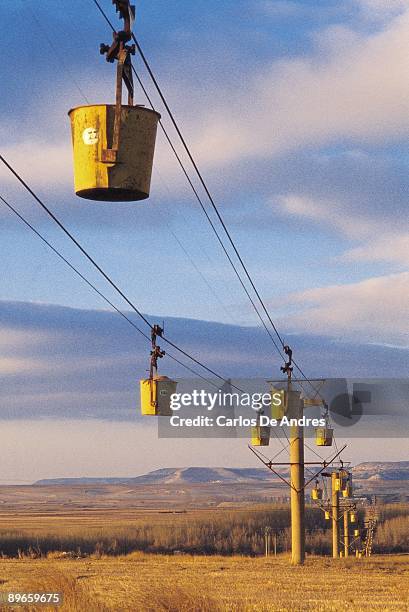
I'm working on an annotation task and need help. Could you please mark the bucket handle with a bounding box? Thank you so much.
[100,3,135,164]
[101,48,134,164]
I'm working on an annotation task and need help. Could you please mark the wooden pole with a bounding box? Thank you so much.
[289,389,305,565]
[332,472,340,558]
[264,527,271,557]
[344,509,349,557]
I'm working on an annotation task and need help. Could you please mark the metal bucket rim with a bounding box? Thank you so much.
[68,104,161,120]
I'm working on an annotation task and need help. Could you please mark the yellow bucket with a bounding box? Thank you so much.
[315,427,333,446]
[312,487,323,500]
[271,387,286,419]
[342,485,352,498]
[68,104,161,201]
[140,375,177,416]
[250,425,270,446]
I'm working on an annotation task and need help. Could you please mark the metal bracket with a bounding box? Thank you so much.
[148,323,165,407]
[280,345,293,379]
[100,1,136,163]
[249,443,347,494]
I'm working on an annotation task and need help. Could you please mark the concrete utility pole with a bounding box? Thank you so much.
[289,389,305,565]
[331,472,340,558]
[343,509,350,557]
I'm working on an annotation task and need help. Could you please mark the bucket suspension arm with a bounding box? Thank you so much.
[150,346,165,378]
[149,324,165,407]
[100,1,136,163]
[150,324,165,379]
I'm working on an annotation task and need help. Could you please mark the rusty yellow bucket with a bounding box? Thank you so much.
[250,425,270,446]
[140,375,177,416]
[68,104,161,201]
[312,487,323,501]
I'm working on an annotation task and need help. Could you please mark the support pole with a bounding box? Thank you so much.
[344,509,349,557]
[289,390,305,565]
[331,472,340,558]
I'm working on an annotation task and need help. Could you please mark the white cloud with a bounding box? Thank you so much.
[276,193,383,239]
[0,357,41,375]
[0,142,72,190]
[273,192,409,267]
[0,328,51,350]
[342,232,409,265]
[287,272,409,346]
[189,9,409,166]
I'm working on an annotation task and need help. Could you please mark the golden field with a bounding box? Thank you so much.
[0,503,407,558]
[0,553,408,611]
[0,489,407,610]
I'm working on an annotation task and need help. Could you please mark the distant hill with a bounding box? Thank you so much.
[34,462,409,486]
[35,467,272,486]
[352,461,409,481]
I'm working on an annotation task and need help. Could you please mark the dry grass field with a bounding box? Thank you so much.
[0,490,407,610]
[0,553,407,611]
[0,503,407,558]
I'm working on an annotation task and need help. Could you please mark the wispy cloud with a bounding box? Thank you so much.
[342,233,409,266]
[286,272,409,346]
[187,9,409,166]
[275,193,383,240]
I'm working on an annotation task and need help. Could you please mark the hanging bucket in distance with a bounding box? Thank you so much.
[140,375,177,416]
[343,484,352,498]
[315,427,333,446]
[68,104,161,201]
[271,386,286,419]
[312,487,323,501]
[251,425,270,446]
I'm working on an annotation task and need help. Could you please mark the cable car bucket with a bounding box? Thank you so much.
[315,405,333,447]
[250,411,270,446]
[68,1,160,201]
[311,479,323,501]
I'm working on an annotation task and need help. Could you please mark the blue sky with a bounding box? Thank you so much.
[1,0,408,330]
[0,1,408,479]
